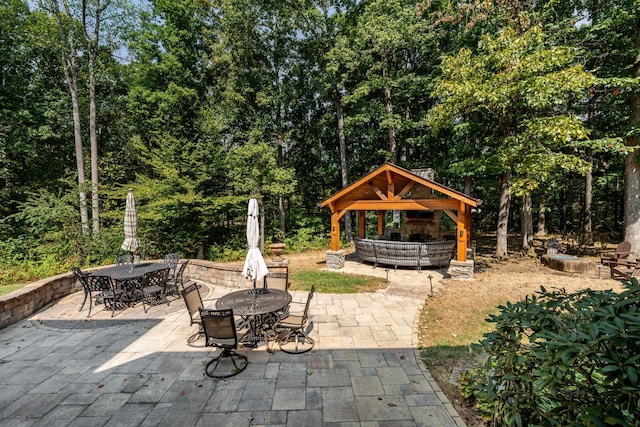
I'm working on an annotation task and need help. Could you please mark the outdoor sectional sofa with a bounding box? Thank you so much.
[353,237,456,270]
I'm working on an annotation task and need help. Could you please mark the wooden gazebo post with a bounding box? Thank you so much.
[457,201,468,262]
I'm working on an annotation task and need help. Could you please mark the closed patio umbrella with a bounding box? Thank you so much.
[121,189,140,269]
[242,198,268,293]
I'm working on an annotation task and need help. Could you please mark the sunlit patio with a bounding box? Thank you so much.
[0,264,463,426]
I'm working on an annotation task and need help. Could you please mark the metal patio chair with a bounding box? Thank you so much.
[83,274,125,317]
[135,267,170,313]
[163,253,181,278]
[200,307,248,378]
[264,268,289,292]
[115,255,131,265]
[165,259,189,303]
[274,285,315,354]
[72,267,90,313]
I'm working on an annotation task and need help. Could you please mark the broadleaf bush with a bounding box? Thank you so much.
[461,278,640,426]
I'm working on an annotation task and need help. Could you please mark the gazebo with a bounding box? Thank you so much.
[319,162,482,274]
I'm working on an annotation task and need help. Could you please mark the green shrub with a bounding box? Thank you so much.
[462,278,640,427]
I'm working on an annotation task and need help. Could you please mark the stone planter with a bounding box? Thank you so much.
[269,243,286,262]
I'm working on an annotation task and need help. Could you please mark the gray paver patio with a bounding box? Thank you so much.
[0,259,464,426]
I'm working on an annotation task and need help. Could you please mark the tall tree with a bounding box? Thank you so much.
[428,25,596,257]
[344,0,432,165]
[626,7,640,252]
[38,0,90,235]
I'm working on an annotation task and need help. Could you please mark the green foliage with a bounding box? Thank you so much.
[463,279,640,426]
[1,0,638,286]
[282,227,330,253]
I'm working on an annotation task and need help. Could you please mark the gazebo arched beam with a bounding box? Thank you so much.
[334,199,459,211]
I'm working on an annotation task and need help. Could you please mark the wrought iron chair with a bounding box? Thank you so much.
[83,274,125,317]
[135,268,170,313]
[163,253,181,278]
[200,307,248,378]
[165,259,189,304]
[72,267,90,313]
[115,255,131,265]
[274,285,315,354]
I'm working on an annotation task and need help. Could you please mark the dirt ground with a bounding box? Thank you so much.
[283,243,628,426]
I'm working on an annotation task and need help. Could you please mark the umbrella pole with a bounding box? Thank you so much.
[129,251,134,272]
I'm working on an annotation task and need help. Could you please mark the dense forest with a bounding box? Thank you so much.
[1,0,638,284]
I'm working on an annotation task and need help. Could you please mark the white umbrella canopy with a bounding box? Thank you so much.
[121,189,140,254]
[242,198,268,287]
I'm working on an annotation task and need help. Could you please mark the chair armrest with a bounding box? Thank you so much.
[609,259,638,266]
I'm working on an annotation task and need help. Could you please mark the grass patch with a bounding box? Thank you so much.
[0,284,27,297]
[289,270,388,293]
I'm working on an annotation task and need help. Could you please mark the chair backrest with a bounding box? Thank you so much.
[199,308,238,348]
[175,259,190,279]
[164,253,181,270]
[144,268,169,288]
[617,241,632,257]
[85,275,115,293]
[264,268,288,292]
[182,283,203,321]
[71,267,89,289]
[302,285,315,323]
[115,255,131,265]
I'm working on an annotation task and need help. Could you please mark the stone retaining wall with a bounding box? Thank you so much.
[0,272,80,330]
[0,258,289,331]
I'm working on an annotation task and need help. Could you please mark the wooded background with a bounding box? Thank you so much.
[1,0,638,284]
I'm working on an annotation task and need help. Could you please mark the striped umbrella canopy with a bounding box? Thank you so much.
[242,198,268,287]
[121,189,140,253]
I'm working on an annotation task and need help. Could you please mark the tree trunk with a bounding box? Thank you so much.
[321,0,351,242]
[277,133,286,236]
[381,52,396,163]
[625,149,640,251]
[625,14,640,253]
[521,193,533,255]
[584,158,593,234]
[334,89,352,242]
[464,176,472,196]
[51,0,89,235]
[384,83,397,163]
[85,0,101,234]
[536,198,546,236]
[496,171,511,258]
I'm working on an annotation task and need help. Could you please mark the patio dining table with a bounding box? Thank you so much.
[96,262,170,305]
[216,288,292,347]
[98,262,168,282]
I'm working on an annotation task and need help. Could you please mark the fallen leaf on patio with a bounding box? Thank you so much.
[97,384,104,388]
[387,403,397,407]
[377,397,383,401]
[400,355,406,360]
[180,390,187,396]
